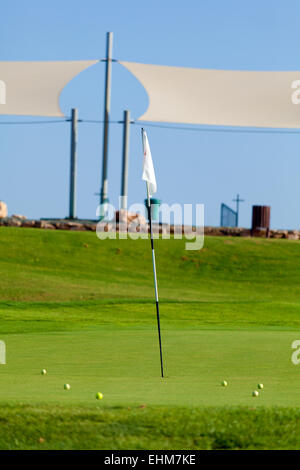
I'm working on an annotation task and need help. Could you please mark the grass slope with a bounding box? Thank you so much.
[1,227,300,449]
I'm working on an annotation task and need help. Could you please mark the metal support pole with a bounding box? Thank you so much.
[121,110,130,210]
[100,31,113,210]
[69,108,78,219]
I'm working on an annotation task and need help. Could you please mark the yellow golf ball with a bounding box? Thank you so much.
[221,380,228,387]
[96,392,103,400]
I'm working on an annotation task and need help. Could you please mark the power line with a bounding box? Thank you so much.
[80,119,121,124]
[0,118,120,125]
[133,121,300,135]
[1,117,300,135]
[0,119,68,125]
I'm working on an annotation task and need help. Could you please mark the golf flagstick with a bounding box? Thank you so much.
[142,128,164,378]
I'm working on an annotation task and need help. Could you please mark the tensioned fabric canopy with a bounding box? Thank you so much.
[0,60,98,116]
[120,61,300,128]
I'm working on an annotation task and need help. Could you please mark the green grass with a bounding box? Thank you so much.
[1,404,300,450]
[1,227,300,449]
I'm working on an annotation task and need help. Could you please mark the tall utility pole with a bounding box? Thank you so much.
[232,193,245,227]
[120,110,130,210]
[99,32,113,216]
[69,108,78,219]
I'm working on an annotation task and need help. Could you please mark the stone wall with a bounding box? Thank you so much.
[0,216,299,240]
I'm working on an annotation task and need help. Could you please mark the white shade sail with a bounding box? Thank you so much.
[0,60,98,117]
[120,61,300,128]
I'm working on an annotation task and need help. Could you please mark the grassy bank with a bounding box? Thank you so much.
[0,404,299,450]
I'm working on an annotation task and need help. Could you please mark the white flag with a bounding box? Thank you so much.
[142,129,157,197]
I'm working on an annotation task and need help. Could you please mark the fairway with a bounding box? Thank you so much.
[1,227,300,449]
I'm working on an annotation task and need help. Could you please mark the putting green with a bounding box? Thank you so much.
[1,326,299,407]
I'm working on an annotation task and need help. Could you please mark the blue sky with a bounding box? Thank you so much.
[1,0,300,228]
